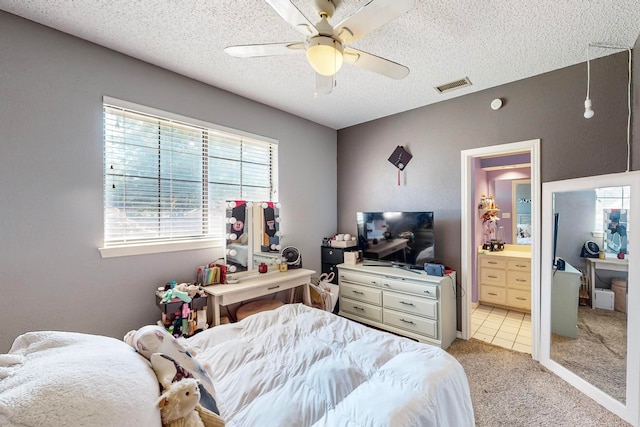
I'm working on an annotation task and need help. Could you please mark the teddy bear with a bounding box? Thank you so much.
[157,378,225,427]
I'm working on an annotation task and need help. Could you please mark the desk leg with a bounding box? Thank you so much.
[212,295,221,326]
[302,283,311,306]
[590,263,596,309]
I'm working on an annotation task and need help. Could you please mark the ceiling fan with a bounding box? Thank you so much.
[224,0,415,95]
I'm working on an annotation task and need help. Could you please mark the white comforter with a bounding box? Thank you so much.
[185,304,474,427]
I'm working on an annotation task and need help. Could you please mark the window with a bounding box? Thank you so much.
[101,97,278,257]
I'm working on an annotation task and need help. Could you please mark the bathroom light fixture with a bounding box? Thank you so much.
[306,36,343,76]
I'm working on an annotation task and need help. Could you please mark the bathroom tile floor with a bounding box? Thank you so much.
[471,304,532,354]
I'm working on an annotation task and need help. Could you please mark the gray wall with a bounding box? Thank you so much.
[338,52,637,276]
[0,12,337,352]
[337,47,637,319]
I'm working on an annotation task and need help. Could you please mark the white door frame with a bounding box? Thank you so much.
[460,139,541,360]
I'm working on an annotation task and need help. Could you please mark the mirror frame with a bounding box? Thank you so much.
[540,171,640,425]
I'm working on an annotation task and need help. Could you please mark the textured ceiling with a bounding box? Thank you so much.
[1,0,639,129]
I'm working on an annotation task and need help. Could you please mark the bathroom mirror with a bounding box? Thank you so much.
[541,171,640,425]
[513,179,532,245]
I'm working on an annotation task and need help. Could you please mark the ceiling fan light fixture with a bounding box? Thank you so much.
[306,36,343,76]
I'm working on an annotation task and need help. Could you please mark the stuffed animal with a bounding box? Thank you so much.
[157,378,225,427]
[157,378,204,427]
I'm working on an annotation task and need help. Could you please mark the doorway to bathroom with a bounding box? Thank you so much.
[461,139,541,360]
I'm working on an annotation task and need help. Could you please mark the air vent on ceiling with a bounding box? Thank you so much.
[434,77,472,94]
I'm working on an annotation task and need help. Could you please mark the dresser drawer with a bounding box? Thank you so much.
[383,292,438,319]
[480,268,506,286]
[380,277,438,299]
[340,297,382,322]
[384,309,438,339]
[339,270,381,287]
[507,270,531,290]
[340,281,381,306]
[507,289,530,310]
[480,285,506,304]
[480,257,507,269]
[507,259,531,272]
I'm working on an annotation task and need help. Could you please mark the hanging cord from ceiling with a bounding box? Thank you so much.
[585,42,632,172]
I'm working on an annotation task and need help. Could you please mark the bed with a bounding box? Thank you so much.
[0,303,474,426]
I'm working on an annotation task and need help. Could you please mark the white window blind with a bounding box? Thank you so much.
[102,98,278,251]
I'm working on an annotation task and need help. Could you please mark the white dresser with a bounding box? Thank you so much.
[478,248,532,312]
[337,263,457,349]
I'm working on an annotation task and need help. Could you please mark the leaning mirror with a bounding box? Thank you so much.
[540,171,640,425]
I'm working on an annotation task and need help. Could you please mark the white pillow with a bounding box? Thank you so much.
[0,331,161,427]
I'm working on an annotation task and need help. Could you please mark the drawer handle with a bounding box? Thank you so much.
[399,301,415,306]
[329,250,334,255]
[488,261,498,264]
[516,279,526,282]
[400,318,416,325]
[488,292,498,296]
[353,306,365,311]
[423,290,432,295]
[488,275,498,279]
[370,281,377,284]
[267,285,280,290]
[384,284,390,287]
[352,290,364,295]
[516,297,527,301]
[515,264,527,268]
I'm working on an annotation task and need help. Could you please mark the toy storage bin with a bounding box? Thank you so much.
[155,294,208,313]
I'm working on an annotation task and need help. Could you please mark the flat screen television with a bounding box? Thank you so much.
[356,211,435,268]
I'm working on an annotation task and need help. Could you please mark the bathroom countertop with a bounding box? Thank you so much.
[477,246,531,259]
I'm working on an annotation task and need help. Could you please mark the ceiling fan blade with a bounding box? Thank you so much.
[265,0,318,37]
[314,73,334,97]
[225,42,305,58]
[334,0,415,45]
[344,47,409,80]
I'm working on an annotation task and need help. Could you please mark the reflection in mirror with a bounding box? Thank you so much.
[225,200,252,273]
[604,207,629,256]
[224,201,283,275]
[542,172,640,425]
[550,186,628,404]
[513,179,532,245]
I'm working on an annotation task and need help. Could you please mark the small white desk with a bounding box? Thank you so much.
[202,268,315,326]
[551,263,581,338]
[585,256,628,309]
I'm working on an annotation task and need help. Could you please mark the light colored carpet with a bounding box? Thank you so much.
[551,306,626,403]
[447,338,630,426]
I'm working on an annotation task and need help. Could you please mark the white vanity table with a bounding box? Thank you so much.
[585,255,628,309]
[202,268,314,326]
